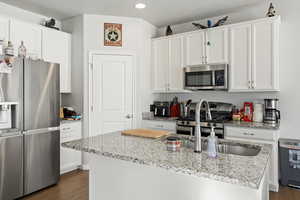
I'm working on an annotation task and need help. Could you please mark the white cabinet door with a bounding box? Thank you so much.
[252,21,278,91]
[185,31,205,65]
[152,39,169,91]
[229,24,252,91]
[60,122,82,174]
[224,126,279,192]
[169,36,184,91]
[42,29,72,93]
[10,20,42,59]
[0,16,9,42]
[206,28,228,64]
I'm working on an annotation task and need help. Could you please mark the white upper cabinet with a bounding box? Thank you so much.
[229,17,280,92]
[185,31,205,65]
[0,16,9,42]
[252,20,279,91]
[10,20,42,59]
[185,28,228,65]
[206,28,228,64]
[168,36,184,91]
[152,36,186,92]
[152,38,169,92]
[229,24,252,91]
[42,28,72,93]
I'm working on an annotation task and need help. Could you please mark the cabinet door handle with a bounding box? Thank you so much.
[156,125,164,128]
[251,81,255,89]
[248,81,251,89]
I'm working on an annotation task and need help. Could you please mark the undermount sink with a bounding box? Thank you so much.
[161,135,261,157]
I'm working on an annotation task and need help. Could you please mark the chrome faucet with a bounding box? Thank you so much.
[194,99,212,153]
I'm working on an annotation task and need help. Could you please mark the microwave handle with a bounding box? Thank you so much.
[212,70,216,86]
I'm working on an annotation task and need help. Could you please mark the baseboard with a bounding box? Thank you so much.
[81,164,90,170]
[269,183,279,192]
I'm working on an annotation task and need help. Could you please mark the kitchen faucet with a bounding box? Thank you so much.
[195,99,212,153]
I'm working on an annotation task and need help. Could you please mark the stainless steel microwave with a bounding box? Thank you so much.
[184,64,228,90]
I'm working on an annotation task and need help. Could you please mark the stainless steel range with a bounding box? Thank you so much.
[176,102,233,138]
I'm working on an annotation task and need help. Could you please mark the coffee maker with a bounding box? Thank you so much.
[263,99,280,124]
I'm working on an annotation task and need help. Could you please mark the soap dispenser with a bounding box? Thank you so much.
[207,126,218,158]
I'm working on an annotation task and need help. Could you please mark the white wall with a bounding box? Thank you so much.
[81,14,157,136]
[61,16,84,112]
[62,14,157,166]
[155,0,300,139]
[0,2,61,27]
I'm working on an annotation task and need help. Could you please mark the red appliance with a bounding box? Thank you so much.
[243,102,253,122]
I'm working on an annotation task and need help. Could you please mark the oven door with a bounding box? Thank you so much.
[176,125,194,136]
[201,127,224,139]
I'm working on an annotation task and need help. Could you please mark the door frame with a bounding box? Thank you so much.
[88,50,137,138]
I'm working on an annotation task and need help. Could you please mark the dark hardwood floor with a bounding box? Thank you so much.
[22,169,300,200]
[21,170,88,200]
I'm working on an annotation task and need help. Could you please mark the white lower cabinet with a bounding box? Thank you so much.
[60,121,82,174]
[142,120,176,132]
[224,126,279,192]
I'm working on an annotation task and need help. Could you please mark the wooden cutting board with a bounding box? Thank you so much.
[121,129,170,139]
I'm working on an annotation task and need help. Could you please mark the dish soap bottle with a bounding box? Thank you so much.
[207,126,218,158]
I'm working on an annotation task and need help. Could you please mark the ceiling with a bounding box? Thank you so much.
[0,0,263,27]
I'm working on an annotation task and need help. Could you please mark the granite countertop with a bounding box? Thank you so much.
[224,121,280,130]
[62,132,271,189]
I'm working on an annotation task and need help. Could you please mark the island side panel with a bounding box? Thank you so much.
[88,154,268,200]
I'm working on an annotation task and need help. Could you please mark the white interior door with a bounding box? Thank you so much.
[91,54,134,136]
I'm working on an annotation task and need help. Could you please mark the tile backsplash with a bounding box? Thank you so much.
[154,91,280,108]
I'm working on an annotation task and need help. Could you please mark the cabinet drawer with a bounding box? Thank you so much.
[142,120,176,132]
[60,122,82,140]
[225,126,278,141]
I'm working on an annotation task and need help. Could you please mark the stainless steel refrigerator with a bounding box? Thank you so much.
[0,58,60,199]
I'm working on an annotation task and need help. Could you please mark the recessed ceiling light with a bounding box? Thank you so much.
[135,0,147,9]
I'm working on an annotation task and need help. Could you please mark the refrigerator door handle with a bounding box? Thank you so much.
[23,127,60,135]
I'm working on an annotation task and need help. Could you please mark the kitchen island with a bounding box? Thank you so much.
[63,132,271,200]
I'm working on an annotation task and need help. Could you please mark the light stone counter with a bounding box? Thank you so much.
[63,131,271,189]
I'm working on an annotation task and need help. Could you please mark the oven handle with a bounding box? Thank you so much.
[176,126,194,136]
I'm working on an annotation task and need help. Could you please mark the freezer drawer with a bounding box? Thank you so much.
[24,128,60,195]
[0,133,23,200]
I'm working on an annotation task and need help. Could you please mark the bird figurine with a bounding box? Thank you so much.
[166,25,173,36]
[212,16,229,27]
[193,16,229,29]
[266,3,276,17]
[192,22,208,29]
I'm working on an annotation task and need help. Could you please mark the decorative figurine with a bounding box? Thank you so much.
[44,18,59,30]
[212,16,229,27]
[166,25,173,36]
[207,20,212,28]
[192,22,208,29]
[266,3,276,17]
[192,16,229,29]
